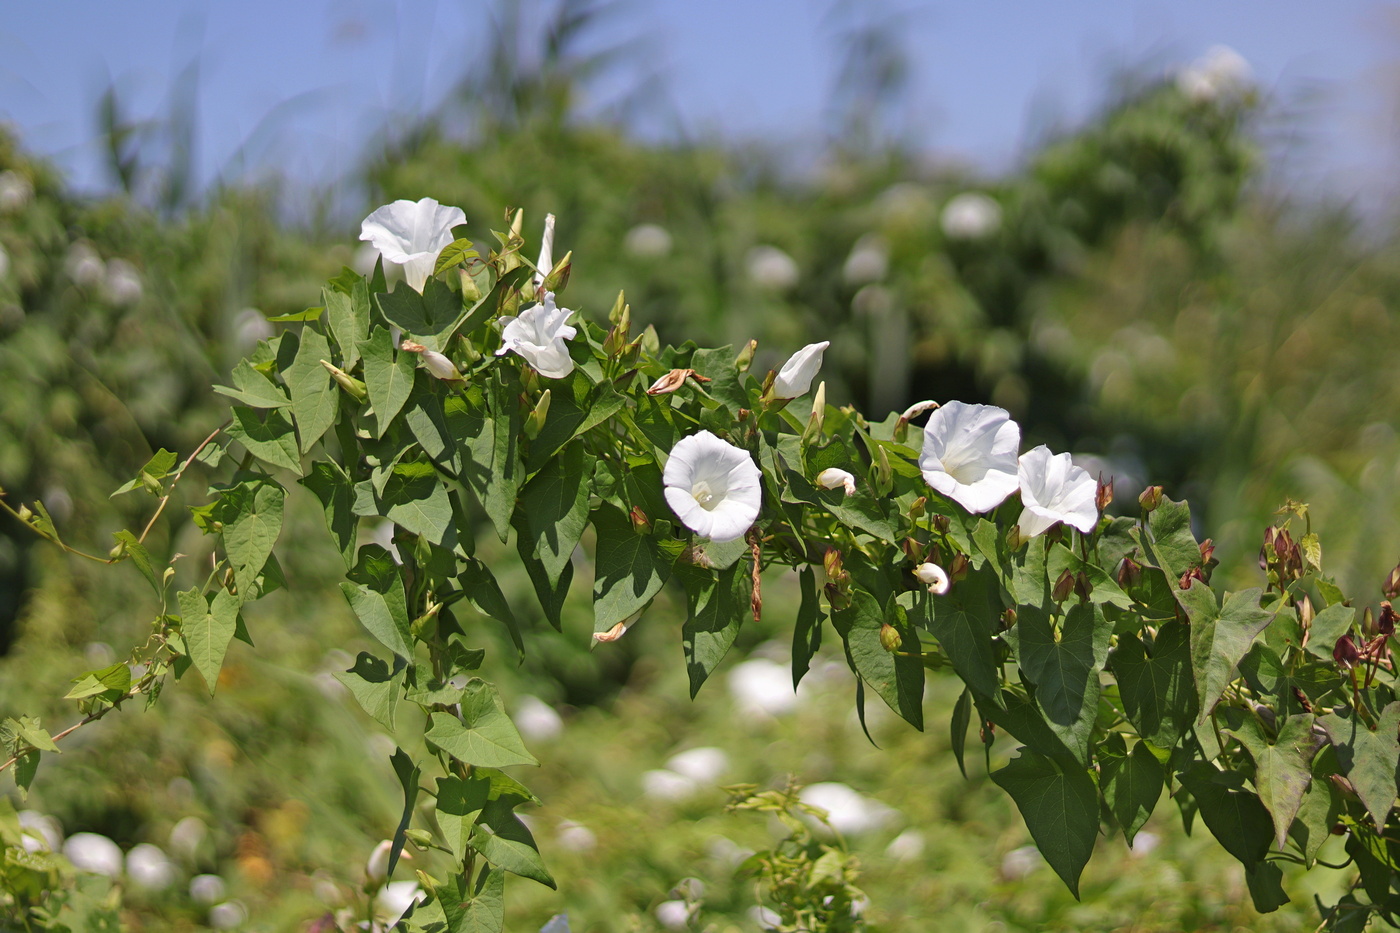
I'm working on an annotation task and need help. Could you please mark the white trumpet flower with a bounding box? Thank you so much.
[816,467,857,496]
[1016,445,1099,538]
[915,562,950,595]
[359,198,467,293]
[663,431,762,543]
[496,291,577,379]
[773,341,829,398]
[918,401,1021,514]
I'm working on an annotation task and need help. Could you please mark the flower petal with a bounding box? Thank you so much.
[773,341,829,398]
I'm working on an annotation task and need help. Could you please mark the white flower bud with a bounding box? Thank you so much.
[773,341,829,399]
[420,349,460,381]
[365,839,393,885]
[915,562,950,595]
[816,468,857,496]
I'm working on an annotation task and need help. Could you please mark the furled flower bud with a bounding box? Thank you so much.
[879,623,903,653]
[320,360,368,401]
[816,468,857,496]
[874,446,893,496]
[1138,485,1164,513]
[800,382,826,443]
[915,562,950,595]
[365,840,393,886]
[399,340,463,382]
[1001,608,1017,630]
[948,552,970,583]
[1052,569,1076,603]
[824,547,845,583]
[646,368,709,396]
[1380,601,1398,637]
[1334,633,1361,670]
[629,506,652,535]
[1385,562,1400,601]
[1074,570,1093,603]
[1298,594,1315,631]
[931,513,950,534]
[734,340,757,372]
[1005,524,1025,552]
[908,496,927,520]
[772,342,829,399]
[1116,556,1142,589]
[524,389,552,440]
[1199,538,1216,566]
[1095,474,1114,512]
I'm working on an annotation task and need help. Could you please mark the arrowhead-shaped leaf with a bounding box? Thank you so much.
[991,748,1098,898]
[178,588,239,694]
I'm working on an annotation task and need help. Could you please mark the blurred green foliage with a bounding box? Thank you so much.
[0,10,1397,927]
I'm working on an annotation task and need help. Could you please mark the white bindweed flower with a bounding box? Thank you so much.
[746,245,799,291]
[18,811,62,853]
[399,339,462,381]
[365,839,393,885]
[919,401,1021,514]
[727,658,797,716]
[773,341,829,398]
[555,820,597,853]
[843,234,889,285]
[915,562,950,595]
[900,399,940,423]
[624,223,672,258]
[663,431,762,543]
[540,914,572,933]
[376,881,424,923]
[886,829,926,861]
[816,467,856,496]
[189,873,227,905]
[641,769,699,802]
[103,258,142,305]
[64,833,123,877]
[359,197,467,293]
[940,192,1002,240]
[169,816,208,860]
[514,695,564,742]
[656,900,692,930]
[1000,845,1044,881]
[0,243,9,280]
[665,747,729,784]
[208,901,247,930]
[799,783,896,837]
[1017,445,1099,538]
[66,241,105,287]
[496,291,577,379]
[0,171,33,213]
[126,843,175,890]
[1177,45,1252,102]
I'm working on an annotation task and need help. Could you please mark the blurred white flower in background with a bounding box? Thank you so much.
[208,900,247,930]
[1177,45,1252,103]
[190,873,227,905]
[772,340,829,398]
[0,243,10,280]
[514,695,564,743]
[103,258,143,305]
[1000,844,1044,880]
[624,222,673,258]
[655,900,692,930]
[842,234,888,285]
[496,291,577,379]
[18,811,62,853]
[359,197,466,293]
[1130,831,1161,858]
[376,881,424,924]
[1017,445,1099,537]
[706,834,753,868]
[665,746,729,784]
[555,820,597,853]
[540,914,572,933]
[127,843,176,890]
[727,657,797,716]
[0,170,33,213]
[233,308,274,349]
[663,430,762,543]
[169,816,208,860]
[799,782,896,837]
[641,768,699,802]
[940,192,1002,240]
[885,828,926,861]
[746,245,800,291]
[919,400,1021,514]
[364,839,393,885]
[749,905,783,929]
[63,832,122,877]
[66,241,105,287]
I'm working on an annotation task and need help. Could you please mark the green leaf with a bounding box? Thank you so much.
[64,662,131,701]
[1053,545,1132,610]
[1188,586,1273,722]
[226,407,303,475]
[111,448,180,497]
[782,470,899,543]
[300,461,357,570]
[1013,601,1109,732]
[220,478,285,599]
[1243,860,1290,913]
[513,516,573,631]
[375,277,461,341]
[14,752,38,799]
[265,306,323,323]
[1226,714,1317,849]
[459,559,522,652]
[470,799,555,889]
[389,748,420,877]
[1145,495,1199,581]
[1102,740,1163,845]
[677,561,751,698]
[425,681,538,768]
[213,359,291,409]
[484,372,525,541]
[991,749,1098,898]
[1306,604,1355,661]
[358,460,454,545]
[976,689,1081,766]
[434,238,480,274]
[1178,762,1274,870]
[339,580,412,659]
[951,687,972,778]
[285,327,339,453]
[435,775,492,862]
[324,272,371,368]
[832,591,924,730]
[591,504,672,635]
[1320,703,1400,828]
[360,326,417,438]
[517,443,591,585]
[1110,621,1197,747]
[111,530,161,598]
[405,375,458,473]
[333,652,404,730]
[440,868,507,933]
[178,588,239,694]
[791,565,823,689]
[918,567,1002,701]
[1291,746,1342,864]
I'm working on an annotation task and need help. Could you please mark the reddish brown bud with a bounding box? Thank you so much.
[948,552,970,583]
[823,547,844,583]
[879,623,903,653]
[1179,566,1205,590]
[931,512,949,534]
[1116,556,1142,590]
[629,506,652,534]
[1379,601,1397,637]
[1053,569,1076,603]
[1291,686,1313,713]
[645,368,710,395]
[1074,570,1093,603]
[1386,562,1400,601]
[1139,485,1164,512]
[1095,474,1114,512]
[1001,607,1017,630]
[1328,774,1358,800]
[824,582,851,611]
[1334,633,1361,670]
[1199,538,1216,566]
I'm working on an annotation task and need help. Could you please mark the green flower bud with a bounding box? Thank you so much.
[1138,485,1164,513]
[879,623,902,653]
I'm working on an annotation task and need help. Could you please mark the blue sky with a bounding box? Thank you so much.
[0,1,1393,201]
